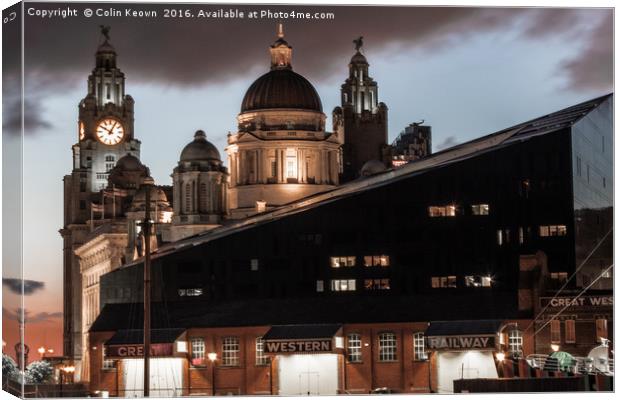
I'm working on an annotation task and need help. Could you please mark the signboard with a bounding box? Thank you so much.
[540,295,613,309]
[105,343,173,358]
[427,335,496,351]
[265,339,332,354]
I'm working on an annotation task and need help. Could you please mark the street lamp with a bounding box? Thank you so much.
[208,352,217,396]
[38,346,46,359]
[550,344,560,352]
[495,352,505,362]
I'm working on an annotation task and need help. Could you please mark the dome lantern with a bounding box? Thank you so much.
[270,23,292,71]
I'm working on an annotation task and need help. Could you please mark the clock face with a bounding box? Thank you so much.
[79,122,85,140]
[96,118,125,145]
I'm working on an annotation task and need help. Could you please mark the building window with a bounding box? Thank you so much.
[255,337,268,366]
[330,256,356,268]
[363,255,390,267]
[550,272,568,283]
[102,347,116,370]
[413,333,426,361]
[464,275,492,288]
[364,279,390,290]
[331,279,356,291]
[222,337,240,366]
[508,329,523,355]
[539,225,567,237]
[190,338,206,367]
[104,155,116,172]
[184,183,191,213]
[576,156,582,176]
[347,333,362,363]
[519,227,524,244]
[471,204,490,215]
[270,159,277,178]
[428,205,457,217]
[596,318,608,341]
[431,276,456,288]
[316,280,324,292]
[286,148,297,179]
[378,332,397,362]
[565,319,576,343]
[200,183,208,211]
[550,319,561,344]
[178,288,203,297]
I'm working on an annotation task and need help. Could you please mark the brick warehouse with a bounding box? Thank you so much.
[86,94,613,395]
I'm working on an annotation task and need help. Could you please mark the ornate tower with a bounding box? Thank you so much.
[333,37,389,182]
[60,27,140,374]
[171,130,228,241]
[226,25,341,218]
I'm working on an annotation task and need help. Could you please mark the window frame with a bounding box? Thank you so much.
[550,319,561,344]
[564,319,576,343]
[255,337,269,366]
[222,336,240,367]
[347,333,362,363]
[190,337,206,368]
[413,332,426,361]
[378,332,397,362]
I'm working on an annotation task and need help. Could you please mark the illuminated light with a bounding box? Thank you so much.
[207,352,217,362]
[550,344,560,352]
[176,341,188,353]
[161,211,173,223]
[256,200,267,213]
[38,347,46,355]
[47,349,54,354]
[495,352,505,362]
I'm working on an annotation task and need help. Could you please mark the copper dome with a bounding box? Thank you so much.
[180,130,221,163]
[241,69,323,113]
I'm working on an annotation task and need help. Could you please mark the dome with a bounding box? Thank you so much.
[96,40,116,55]
[115,154,144,171]
[130,185,171,212]
[350,51,368,65]
[360,159,387,177]
[180,131,221,163]
[241,69,322,113]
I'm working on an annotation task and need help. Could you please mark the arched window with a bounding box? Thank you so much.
[185,183,191,213]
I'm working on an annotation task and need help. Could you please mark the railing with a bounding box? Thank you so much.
[526,354,614,375]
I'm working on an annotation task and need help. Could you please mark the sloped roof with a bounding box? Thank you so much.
[124,93,612,267]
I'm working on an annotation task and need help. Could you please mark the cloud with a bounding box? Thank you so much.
[2,278,45,295]
[1,77,54,136]
[560,13,613,92]
[436,136,459,151]
[2,308,62,324]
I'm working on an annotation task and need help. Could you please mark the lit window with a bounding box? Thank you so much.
[250,259,259,271]
[431,276,456,288]
[347,334,362,363]
[519,227,524,244]
[286,148,297,179]
[179,288,203,297]
[102,347,116,370]
[465,275,493,287]
[363,255,390,267]
[413,333,426,361]
[596,318,608,341]
[508,329,523,355]
[539,225,567,237]
[497,230,503,245]
[550,272,568,283]
[331,279,356,291]
[255,337,268,366]
[190,338,206,367]
[565,319,576,343]
[428,205,458,217]
[364,279,390,290]
[378,332,397,362]
[222,337,240,366]
[471,204,489,215]
[316,280,324,292]
[330,256,356,268]
[550,319,561,344]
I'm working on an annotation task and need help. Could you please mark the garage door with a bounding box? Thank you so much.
[436,351,498,393]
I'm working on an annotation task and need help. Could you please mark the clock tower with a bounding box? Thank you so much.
[60,27,140,375]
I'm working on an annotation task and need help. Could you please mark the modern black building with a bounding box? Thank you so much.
[90,94,613,395]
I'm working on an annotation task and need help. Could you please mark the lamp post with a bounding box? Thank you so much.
[140,176,155,397]
[208,352,217,396]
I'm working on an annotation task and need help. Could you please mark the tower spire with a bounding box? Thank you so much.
[270,23,292,70]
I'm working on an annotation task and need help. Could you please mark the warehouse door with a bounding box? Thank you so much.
[278,354,339,395]
[436,351,498,393]
[122,358,183,397]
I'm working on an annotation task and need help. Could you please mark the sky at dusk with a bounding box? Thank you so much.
[1,1,614,359]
